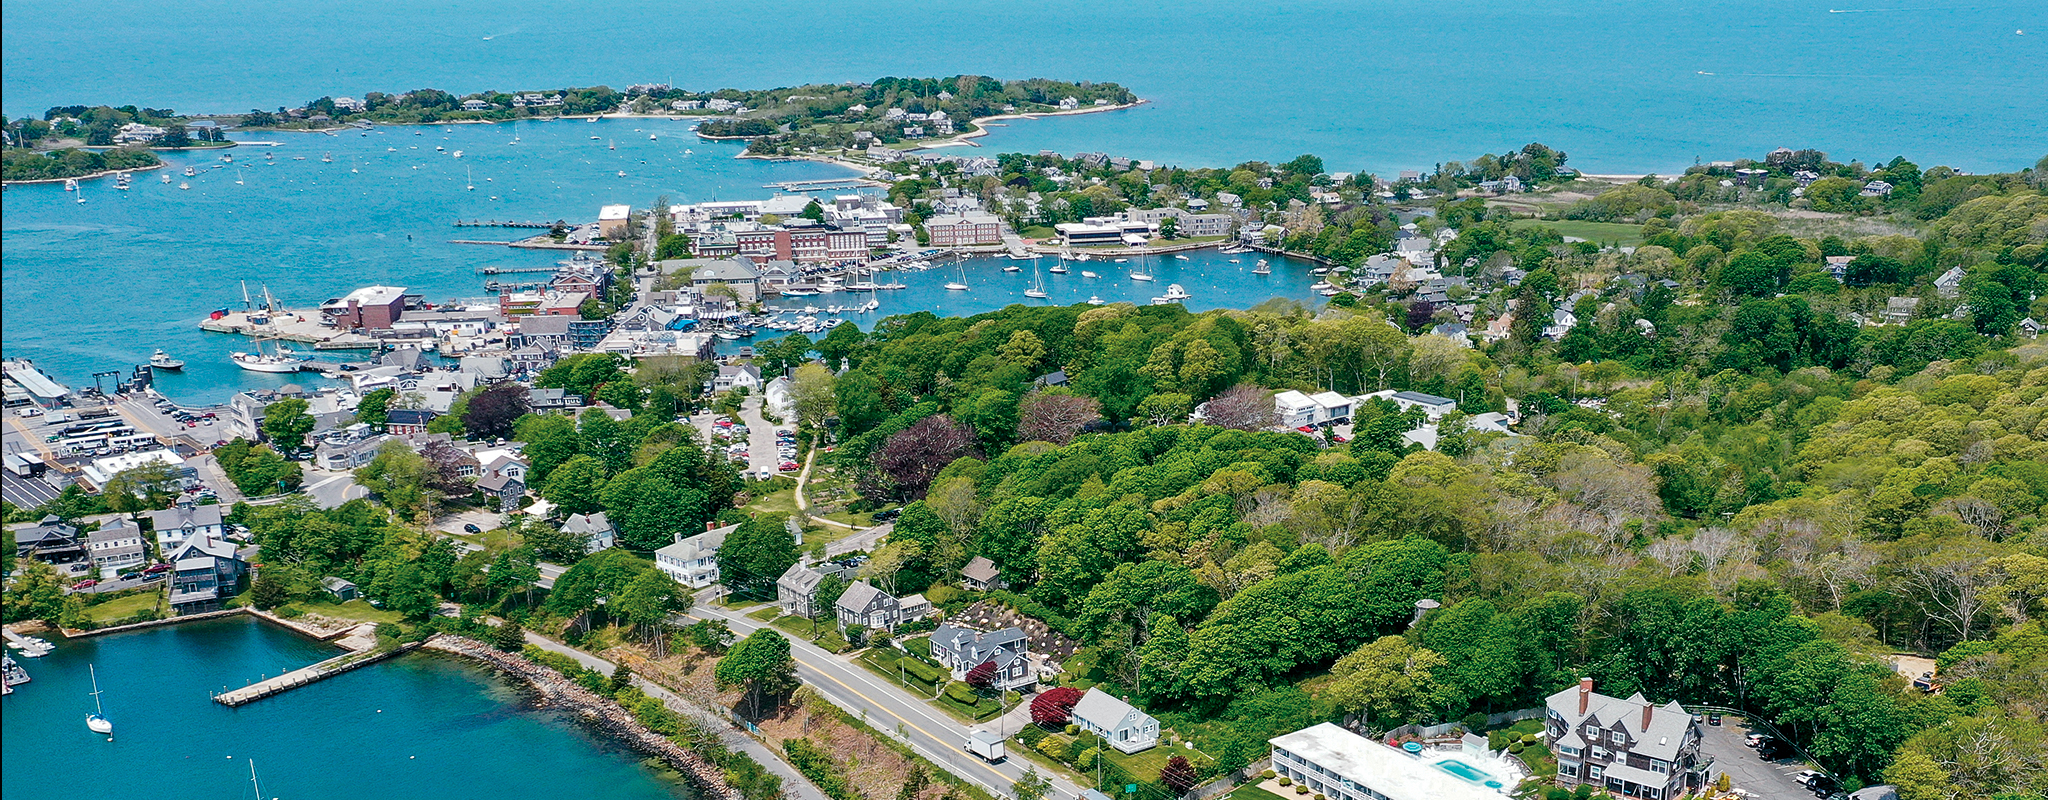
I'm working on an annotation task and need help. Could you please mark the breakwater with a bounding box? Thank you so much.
[426,636,741,800]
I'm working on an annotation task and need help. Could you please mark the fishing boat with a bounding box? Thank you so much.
[86,664,113,736]
[1161,284,1192,301]
[2,654,29,692]
[1081,270,1099,279]
[149,350,186,370]
[1252,260,1271,275]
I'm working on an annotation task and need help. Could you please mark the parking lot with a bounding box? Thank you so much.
[1700,715,1826,799]
[693,397,797,481]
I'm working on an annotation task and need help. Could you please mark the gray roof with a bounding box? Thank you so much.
[520,315,576,336]
[655,523,737,562]
[1544,683,1695,762]
[322,576,357,591]
[562,512,613,535]
[932,624,1030,668]
[146,503,224,531]
[1391,391,1456,407]
[1072,687,1151,732]
[961,556,1000,583]
[477,472,523,492]
[835,580,893,615]
[688,259,761,282]
[779,562,825,594]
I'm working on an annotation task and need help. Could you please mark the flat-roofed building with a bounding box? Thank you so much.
[598,205,632,239]
[1270,723,1517,800]
[321,285,409,330]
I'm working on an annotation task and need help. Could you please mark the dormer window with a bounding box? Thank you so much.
[1610,730,1626,745]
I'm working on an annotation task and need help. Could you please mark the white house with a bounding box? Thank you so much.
[764,376,795,421]
[1274,390,1353,429]
[86,520,148,573]
[563,512,616,553]
[654,522,739,588]
[930,624,1036,691]
[715,364,763,393]
[146,502,225,553]
[1071,688,1160,754]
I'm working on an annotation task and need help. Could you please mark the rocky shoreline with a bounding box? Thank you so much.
[425,635,741,800]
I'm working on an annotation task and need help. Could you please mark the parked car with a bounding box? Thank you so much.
[1792,771,1823,786]
[1808,777,1840,795]
[1707,712,1722,725]
[1758,739,1796,760]
[462,523,483,534]
[71,579,98,590]
[15,407,42,417]
[144,563,172,575]
[1744,733,1768,747]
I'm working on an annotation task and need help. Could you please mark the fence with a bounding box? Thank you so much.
[1186,758,1271,800]
[1379,706,1543,741]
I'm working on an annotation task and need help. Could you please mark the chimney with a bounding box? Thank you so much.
[1641,701,1653,731]
[1578,677,1593,715]
[707,521,717,532]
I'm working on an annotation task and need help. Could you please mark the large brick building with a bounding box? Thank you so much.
[925,214,1003,247]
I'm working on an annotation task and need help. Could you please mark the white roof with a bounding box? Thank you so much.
[1072,687,1150,731]
[1271,723,1511,800]
[599,204,631,220]
[344,285,408,305]
[1309,391,1350,409]
[1274,389,1316,408]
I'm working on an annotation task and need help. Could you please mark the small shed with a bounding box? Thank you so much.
[322,576,360,602]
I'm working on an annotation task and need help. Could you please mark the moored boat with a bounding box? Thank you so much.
[149,350,186,370]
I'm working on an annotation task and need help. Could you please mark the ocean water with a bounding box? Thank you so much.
[0,617,693,800]
[2,0,2043,174]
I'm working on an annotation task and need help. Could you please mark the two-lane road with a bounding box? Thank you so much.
[685,603,1078,800]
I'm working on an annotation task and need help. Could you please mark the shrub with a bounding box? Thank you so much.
[1262,770,1277,780]
[1295,786,1309,795]
[1278,778,1293,787]
[1037,737,1069,762]
[276,605,306,619]
[1316,795,1327,800]
[1076,747,1099,770]
[1463,713,1488,732]
[901,657,945,685]
[1032,687,1083,727]
[1017,726,1050,747]
[1065,724,1080,736]
[944,681,982,705]
[1509,742,1526,754]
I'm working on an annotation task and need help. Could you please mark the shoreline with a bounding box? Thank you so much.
[727,99,1147,179]
[1,161,167,187]
[425,635,743,800]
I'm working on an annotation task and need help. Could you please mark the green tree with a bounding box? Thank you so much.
[1321,636,1452,729]
[791,362,837,431]
[2,559,68,622]
[716,629,798,718]
[354,440,445,522]
[540,454,606,515]
[718,514,800,600]
[615,568,690,643]
[262,398,316,453]
[1158,215,1179,240]
[355,387,397,427]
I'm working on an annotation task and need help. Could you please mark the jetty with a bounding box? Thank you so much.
[213,625,423,707]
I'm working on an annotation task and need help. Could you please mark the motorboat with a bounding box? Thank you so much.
[1311,281,1333,291]
[183,167,197,177]
[1002,263,1021,272]
[452,150,464,158]
[1161,284,1191,301]
[1175,254,1191,261]
[115,173,132,190]
[179,182,191,190]
[617,170,627,178]
[1252,261,1272,275]
[162,173,172,184]
[1086,296,1105,306]
[231,343,307,373]
[149,350,185,370]
[1081,271,1099,279]
[321,152,333,162]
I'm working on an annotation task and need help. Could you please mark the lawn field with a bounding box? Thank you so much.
[1510,218,1645,245]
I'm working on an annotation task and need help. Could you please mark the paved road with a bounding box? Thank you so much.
[687,602,1080,800]
[520,631,828,800]
[1700,717,1816,800]
[301,467,364,508]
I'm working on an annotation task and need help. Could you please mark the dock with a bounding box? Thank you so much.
[762,177,881,191]
[213,628,426,707]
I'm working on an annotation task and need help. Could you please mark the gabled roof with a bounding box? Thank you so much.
[477,472,523,492]
[961,556,1000,583]
[563,512,613,535]
[835,580,892,614]
[932,624,1030,667]
[779,562,825,594]
[1072,687,1151,731]
[146,503,224,531]
[1544,683,1695,761]
[655,523,737,562]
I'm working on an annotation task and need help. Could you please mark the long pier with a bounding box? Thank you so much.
[763,177,878,191]
[478,265,559,275]
[213,637,427,707]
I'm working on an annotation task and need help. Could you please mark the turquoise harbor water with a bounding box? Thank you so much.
[1,121,1330,404]
[3,0,2044,174]
[0,618,694,800]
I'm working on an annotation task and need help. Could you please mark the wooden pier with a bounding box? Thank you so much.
[213,637,427,707]
[478,265,559,275]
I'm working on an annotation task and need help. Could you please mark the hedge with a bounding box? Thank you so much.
[902,656,946,684]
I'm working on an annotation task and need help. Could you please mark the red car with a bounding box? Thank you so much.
[144,563,172,575]
[71,579,98,590]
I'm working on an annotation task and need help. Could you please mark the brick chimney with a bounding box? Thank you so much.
[1578,677,1593,715]
[707,521,717,532]
[1641,700,1653,731]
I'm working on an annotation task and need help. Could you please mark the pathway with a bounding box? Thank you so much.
[521,632,828,800]
[793,448,854,531]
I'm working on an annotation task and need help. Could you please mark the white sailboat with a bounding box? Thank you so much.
[86,664,113,735]
[466,165,475,191]
[944,263,968,291]
[1129,262,1154,282]
[232,341,307,373]
[1024,264,1048,299]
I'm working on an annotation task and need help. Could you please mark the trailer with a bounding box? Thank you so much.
[964,730,1006,763]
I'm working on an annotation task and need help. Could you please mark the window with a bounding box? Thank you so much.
[1557,762,1578,778]
[1588,766,1604,781]
[1610,730,1626,746]
[1558,745,1581,757]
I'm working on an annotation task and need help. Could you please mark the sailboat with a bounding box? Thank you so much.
[320,152,333,163]
[1129,261,1154,282]
[466,165,475,191]
[86,664,113,735]
[249,758,267,800]
[944,263,968,291]
[235,169,245,186]
[609,140,616,150]
[1048,254,1069,274]
[1024,264,1048,299]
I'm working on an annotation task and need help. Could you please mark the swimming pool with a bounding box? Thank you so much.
[1436,758,1494,784]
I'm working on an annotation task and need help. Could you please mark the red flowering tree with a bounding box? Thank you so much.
[966,660,998,690]
[1161,755,1199,796]
[1030,686,1083,728]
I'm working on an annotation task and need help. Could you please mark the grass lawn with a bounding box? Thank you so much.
[1102,740,1209,782]
[1021,225,1057,240]
[84,590,163,623]
[772,615,852,652]
[746,605,783,622]
[856,649,944,697]
[1222,787,1293,800]
[290,599,404,625]
[452,526,522,552]
[745,489,799,517]
[1509,219,1645,246]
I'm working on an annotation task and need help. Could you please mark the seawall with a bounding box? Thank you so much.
[425,635,743,800]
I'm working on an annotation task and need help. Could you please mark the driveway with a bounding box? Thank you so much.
[434,508,505,538]
[1700,717,1818,800]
